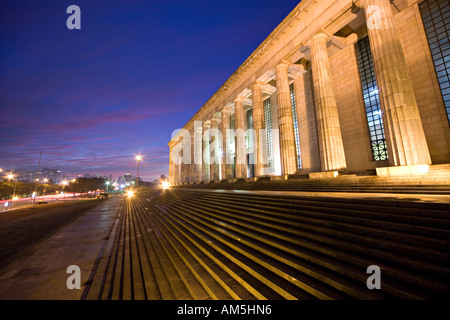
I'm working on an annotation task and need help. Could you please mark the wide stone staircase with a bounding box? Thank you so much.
[179,164,450,194]
[83,188,450,300]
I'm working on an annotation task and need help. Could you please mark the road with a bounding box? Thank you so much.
[0,198,104,270]
[0,193,98,212]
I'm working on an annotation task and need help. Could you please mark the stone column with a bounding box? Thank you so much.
[194,123,203,182]
[234,97,247,179]
[180,154,185,184]
[176,143,183,184]
[360,0,431,166]
[252,82,268,177]
[210,116,221,181]
[293,68,321,173]
[202,121,211,182]
[172,144,177,184]
[221,109,231,180]
[275,62,298,175]
[310,32,347,172]
[190,128,195,183]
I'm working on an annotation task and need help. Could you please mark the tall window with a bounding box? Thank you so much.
[355,36,388,161]
[246,108,253,150]
[246,108,254,177]
[420,0,450,125]
[289,83,302,169]
[263,98,275,172]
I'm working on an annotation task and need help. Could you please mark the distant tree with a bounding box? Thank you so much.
[66,178,107,193]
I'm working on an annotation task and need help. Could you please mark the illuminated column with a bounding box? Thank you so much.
[234,97,247,179]
[177,143,183,184]
[181,150,186,184]
[359,0,431,166]
[179,147,184,184]
[202,121,211,182]
[252,82,268,177]
[194,122,203,182]
[221,109,231,180]
[172,144,178,184]
[182,139,189,183]
[275,62,298,175]
[190,128,195,183]
[210,116,221,181]
[169,146,173,184]
[310,32,347,172]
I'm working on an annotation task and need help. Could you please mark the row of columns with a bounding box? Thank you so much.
[170,0,431,184]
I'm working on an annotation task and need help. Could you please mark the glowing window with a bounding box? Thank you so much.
[289,83,302,169]
[420,0,450,125]
[355,36,388,161]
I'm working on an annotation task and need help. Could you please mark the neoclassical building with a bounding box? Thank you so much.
[168,0,450,184]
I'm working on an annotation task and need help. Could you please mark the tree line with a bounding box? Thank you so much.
[0,177,110,200]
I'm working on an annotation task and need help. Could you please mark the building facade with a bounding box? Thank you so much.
[168,0,450,184]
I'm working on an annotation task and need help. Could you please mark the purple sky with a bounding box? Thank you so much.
[0,0,298,181]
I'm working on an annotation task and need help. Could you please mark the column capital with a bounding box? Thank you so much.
[202,119,211,128]
[211,115,221,123]
[234,96,246,104]
[275,61,290,71]
[252,80,266,89]
[310,31,331,43]
[220,108,230,117]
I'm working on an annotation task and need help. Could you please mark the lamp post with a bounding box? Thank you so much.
[135,154,142,187]
[43,178,48,201]
[62,180,68,200]
[7,173,17,207]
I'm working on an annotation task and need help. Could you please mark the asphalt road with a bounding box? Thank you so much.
[0,199,104,270]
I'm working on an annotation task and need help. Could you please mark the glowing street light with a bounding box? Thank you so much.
[7,173,17,203]
[135,154,142,187]
[161,181,170,190]
[105,180,110,192]
[62,180,69,199]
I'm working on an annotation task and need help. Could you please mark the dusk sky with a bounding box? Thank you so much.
[0,0,299,181]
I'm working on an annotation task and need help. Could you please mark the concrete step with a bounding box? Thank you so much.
[86,189,450,300]
[155,200,355,300]
[185,194,450,262]
[155,189,450,299]
[179,174,450,192]
[195,192,450,229]
[162,194,449,295]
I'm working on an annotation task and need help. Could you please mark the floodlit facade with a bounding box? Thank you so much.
[168,0,450,184]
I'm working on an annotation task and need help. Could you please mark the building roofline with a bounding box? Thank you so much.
[169,0,316,146]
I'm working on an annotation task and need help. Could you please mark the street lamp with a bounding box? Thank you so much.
[42,178,48,201]
[7,173,17,206]
[105,180,110,193]
[135,154,142,187]
[62,180,68,199]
